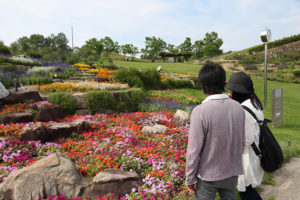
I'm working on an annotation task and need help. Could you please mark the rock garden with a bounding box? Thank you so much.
[0,56,201,200]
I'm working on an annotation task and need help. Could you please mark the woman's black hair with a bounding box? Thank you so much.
[231,91,263,110]
[198,62,226,94]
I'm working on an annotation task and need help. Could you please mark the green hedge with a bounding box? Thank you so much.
[243,64,258,71]
[114,68,161,90]
[86,88,145,114]
[293,70,300,77]
[248,33,300,53]
[162,79,195,89]
[48,92,77,115]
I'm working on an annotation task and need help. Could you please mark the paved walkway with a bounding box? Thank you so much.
[261,158,300,200]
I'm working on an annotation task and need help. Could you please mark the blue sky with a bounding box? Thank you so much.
[0,0,300,52]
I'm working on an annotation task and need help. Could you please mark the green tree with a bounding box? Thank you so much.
[201,32,223,57]
[10,33,71,61]
[100,36,119,55]
[167,44,178,53]
[121,44,139,60]
[141,36,167,62]
[28,34,45,49]
[79,38,103,61]
[52,33,70,51]
[10,36,30,53]
[193,40,205,59]
[179,37,193,62]
[0,41,11,54]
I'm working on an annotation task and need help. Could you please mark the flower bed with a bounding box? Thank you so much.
[0,101,51,115]
[145,90,201,105]
[0,62,76,88]
[0,111,191,199]
[97,68,118,80]
[39,82,129,93]
[138,90,201,113]
[73,63,118,77]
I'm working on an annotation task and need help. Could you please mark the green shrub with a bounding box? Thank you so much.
[277,63,289,70]
[114,68,143,88]
[19,76,52,85]
[0,63,16,71]
[86,89,145,113]
[48,92,77,115]
[114,68,162,90]
[140,69,161,90]
[115,91,133,112]
[130,88,146,104]
[287,62,295,68]
[162,79,194,89]
[293,70,300,77]
[243,65,258,71]
[0,43,10,54]
[86,90,116,114]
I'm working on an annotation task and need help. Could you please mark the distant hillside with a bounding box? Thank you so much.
[264,40,300,55]
[248,33,300,53]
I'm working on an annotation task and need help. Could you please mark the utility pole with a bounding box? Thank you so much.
[260,28,272,111]
[71,25,74,51]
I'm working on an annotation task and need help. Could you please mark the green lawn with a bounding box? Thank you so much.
[114,60,202,74]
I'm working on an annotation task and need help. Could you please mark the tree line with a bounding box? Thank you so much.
[0,31,223,63]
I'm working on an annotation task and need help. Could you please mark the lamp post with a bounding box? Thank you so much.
[260,28,272,111]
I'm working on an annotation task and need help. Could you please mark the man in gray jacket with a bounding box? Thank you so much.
[186,62,245,200]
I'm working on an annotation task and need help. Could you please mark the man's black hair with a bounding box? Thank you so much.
[198,62,226,94]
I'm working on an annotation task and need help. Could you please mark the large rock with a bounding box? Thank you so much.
[5,91,43,105]
[0,112,33,124]
[19,122,49,142]
[84,168,143,197]
[73,92,87,109]
[172,110,190,127]
[19,119,89,142]
[35,104,65,122]
[0,153,84,200]
[141,124,168,135]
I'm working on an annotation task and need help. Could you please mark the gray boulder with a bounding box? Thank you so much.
[0,153,84,200]
[83,168,143,197]
[35,104,65,122]
[0,112,33,124]
[4,91,43,105]
[19,119,89,142]
[172,110,190,127]
[141,124,168,135]
[72,92,87,109]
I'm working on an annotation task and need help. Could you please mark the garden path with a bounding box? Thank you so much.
[260,157,300,200]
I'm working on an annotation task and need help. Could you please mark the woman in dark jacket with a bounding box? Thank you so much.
[226,72,264,200]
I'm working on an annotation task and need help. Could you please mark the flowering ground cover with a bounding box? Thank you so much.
[0,111,192,199]
[0,60,75,87]
[97,68,118,81]
[39,82,129,93]
[139,90,201,113]
[0,101,51,115]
